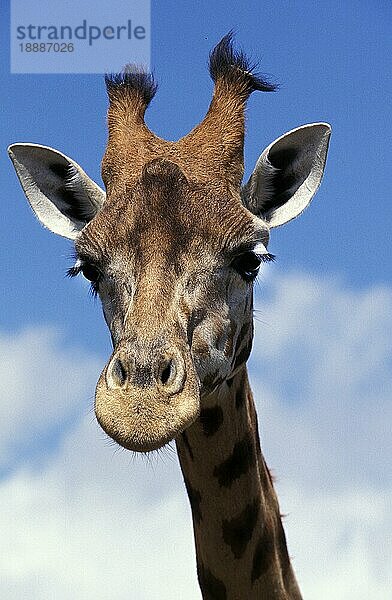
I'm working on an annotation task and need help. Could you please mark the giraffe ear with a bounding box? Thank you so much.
[242,123,331,228]
[8,143,106,240]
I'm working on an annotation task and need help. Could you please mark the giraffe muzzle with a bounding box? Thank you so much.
[94,340,200,452]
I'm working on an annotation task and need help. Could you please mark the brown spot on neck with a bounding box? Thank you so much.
[213,431,256,488]
[199,405,224,437]
[222,498,260,559]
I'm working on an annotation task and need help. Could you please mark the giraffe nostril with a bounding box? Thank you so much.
[158,358,176,386]
[156,352,185,395]
[107,356,127,388]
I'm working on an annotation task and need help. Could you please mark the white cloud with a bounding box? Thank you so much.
[250,272,392,489]
[0,327,100,471]
[249,271,392,598]
[0,271,391,599]
[279,484,392,600]
[0,415,199,600]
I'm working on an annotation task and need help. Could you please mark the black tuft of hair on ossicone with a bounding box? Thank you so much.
[105,68,158,106]
[209,31,277,94]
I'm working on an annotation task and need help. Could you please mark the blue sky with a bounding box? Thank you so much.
[1,1,391,598]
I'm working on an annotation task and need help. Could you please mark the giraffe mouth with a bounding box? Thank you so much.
[96,408,198,453]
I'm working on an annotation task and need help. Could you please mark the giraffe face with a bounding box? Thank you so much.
[9,35,330,453]
[75,159,270,452]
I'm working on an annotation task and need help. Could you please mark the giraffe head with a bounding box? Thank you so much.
[9,34,330,452]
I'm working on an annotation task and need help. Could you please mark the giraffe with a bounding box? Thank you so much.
[9,34,330,600]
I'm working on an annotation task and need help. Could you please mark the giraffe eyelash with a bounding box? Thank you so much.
[66,256,101,297]
[252,241,275,263]
[66,257,82,278]
[257,252,276,263]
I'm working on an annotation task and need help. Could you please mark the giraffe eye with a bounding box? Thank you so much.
[231,252,262,282]
[67,259,102,297]
[80,264,102,297]
[80,263,101,284]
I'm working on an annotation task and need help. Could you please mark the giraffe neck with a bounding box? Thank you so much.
[176,366,302,600]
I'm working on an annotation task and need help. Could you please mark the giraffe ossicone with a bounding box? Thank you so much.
[9,32,330,600]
